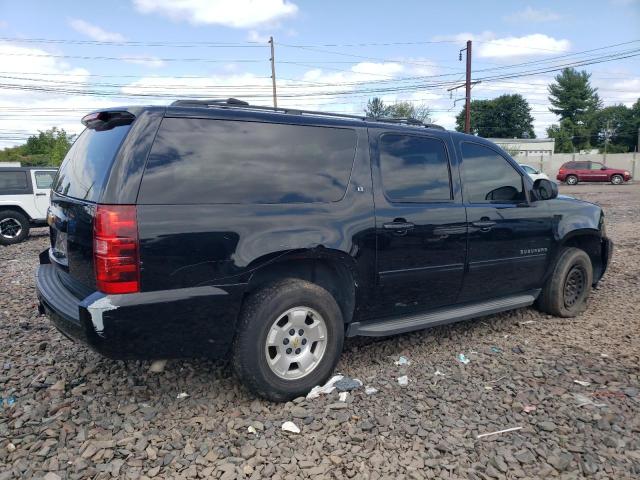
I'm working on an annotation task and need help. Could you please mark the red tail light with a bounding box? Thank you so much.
[93,205,140,294]
[559,169,566,174]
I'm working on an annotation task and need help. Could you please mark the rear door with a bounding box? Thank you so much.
[48,120,133,289]
[370,129,467,317]
[574,161,591,181]
[30,170,56,219]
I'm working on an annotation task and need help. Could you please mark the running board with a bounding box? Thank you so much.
[347,291,539,337]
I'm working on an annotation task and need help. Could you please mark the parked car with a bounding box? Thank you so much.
[557,161,632,185]
[36,101,612,401]
[519,164,550,182]
[0,167,57,245]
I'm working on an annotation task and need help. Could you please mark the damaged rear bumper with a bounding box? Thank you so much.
[36,262,245,359]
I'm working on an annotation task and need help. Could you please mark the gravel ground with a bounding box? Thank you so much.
[1,183,639,480]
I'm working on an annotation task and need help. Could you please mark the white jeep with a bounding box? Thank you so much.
[0,167,57,245]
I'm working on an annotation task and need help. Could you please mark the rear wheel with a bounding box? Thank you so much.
[536,247,593,317]
[0,210,29,245]
[565,175,578,185]
[232,279,344,401]
[611,174,623,185]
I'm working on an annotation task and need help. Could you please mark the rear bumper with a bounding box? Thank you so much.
[36,261,245,359]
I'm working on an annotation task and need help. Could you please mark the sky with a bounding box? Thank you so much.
[0,0,639,147]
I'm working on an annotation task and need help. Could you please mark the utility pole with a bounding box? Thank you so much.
[604,119,610,161]
[464,40,472,134]
[446,40,476,134]
[269,36,278,108]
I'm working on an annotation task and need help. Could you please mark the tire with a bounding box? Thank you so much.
[611,174,623,185]
[0,210,30,245]
[565,175,578,185]
[232,279,344,401]
[536,247,593,318]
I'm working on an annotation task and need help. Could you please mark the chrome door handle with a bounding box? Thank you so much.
[472,221,496,232]
[383,221,415,230]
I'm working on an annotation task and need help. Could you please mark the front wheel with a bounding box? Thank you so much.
[565,175,578,185]
[536,247,593,317]
[232,279,344,401]
[0,210,30,245]
[611,174,623,185]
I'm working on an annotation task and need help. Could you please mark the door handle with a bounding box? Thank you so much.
[35,193,48,196]
[472,220,496,231]
[383,221,415,230]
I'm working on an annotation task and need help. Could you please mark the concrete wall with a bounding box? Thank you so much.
[514,152,639,179]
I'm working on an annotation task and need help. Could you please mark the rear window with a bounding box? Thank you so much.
[53,125,131,202]
[0,171,29,193]
[138,118,357,204]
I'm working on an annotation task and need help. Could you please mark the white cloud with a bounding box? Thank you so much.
[504,7,561,23]
[121,55,166,68]
[247,30,270,43]
[434,32,570,58]
[0,20,8,29]
[478,34,570,58]
[68,18,126,42]
[132,0,298,28]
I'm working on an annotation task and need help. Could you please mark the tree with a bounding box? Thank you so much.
[455,94,535,138]
[591,101,640,153]
[364,97,389,118]
[365,98,432,122]
[547,68,602,152]
[0,127,74,166]
[548,68,601,123]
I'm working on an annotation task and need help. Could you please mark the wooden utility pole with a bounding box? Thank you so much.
[464,40,472,134]
[269,36,277,108]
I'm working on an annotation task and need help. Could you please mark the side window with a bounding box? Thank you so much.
[461,143,525,203]
[575,162,589,169]
[521,165,535,174]
[0,171,29,193]
[139,118,356,204]
[379,134,451,202]
[34,171,56,189]
[590,163,604,170]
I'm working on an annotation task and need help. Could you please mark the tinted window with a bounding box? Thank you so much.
[0,171,28,190]
[379,134,451,202]
[564,162,576,169]
[139,118,356,204]
[34,171,56,189]
[590,162,604,170]
[461,143,525,203]
[574,162,589,169]
[53,125,131,202]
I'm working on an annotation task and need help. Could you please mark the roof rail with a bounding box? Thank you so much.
[169,98,445,130]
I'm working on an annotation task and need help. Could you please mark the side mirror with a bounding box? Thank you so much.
[601,166,607,170]
[532,178,558,201]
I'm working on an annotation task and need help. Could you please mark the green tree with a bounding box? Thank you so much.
[0,127,74,166]
[548,68,601,123]
[364,97,389,118]
[547,68,602,152]
[455,94,535,138]
[365,98,432,123]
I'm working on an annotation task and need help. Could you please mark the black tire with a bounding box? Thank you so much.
[611,174,623,185]
[565,175,578,185]
[0,210,30,245]
[232,279,344,402]
[536,247,593,317]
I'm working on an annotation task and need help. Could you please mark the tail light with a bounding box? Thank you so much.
[93,205,140,294]
[559,169,565,174]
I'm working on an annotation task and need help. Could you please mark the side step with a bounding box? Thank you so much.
[347,291,539,337]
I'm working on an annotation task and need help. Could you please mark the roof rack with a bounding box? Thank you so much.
[169,98,445,130]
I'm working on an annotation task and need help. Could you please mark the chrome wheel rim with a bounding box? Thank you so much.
[0,218,22,239]
[264,306,327,380]
[612,176,622,184]
[567,177,577,185]
[564,265,586,308]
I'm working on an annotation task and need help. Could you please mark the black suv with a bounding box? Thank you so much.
[36,100,612,401]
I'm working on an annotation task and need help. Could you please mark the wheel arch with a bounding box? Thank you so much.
[0,204,33,221]
[243,248,358,325]
[558,230,604,285]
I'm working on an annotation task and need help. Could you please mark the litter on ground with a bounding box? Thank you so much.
[397,375,409,386]
[457,353,470,365]
[281,421,301,434]
[476,426,523,439]
[306,375,344,400]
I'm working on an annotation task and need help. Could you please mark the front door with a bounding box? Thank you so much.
[31,170,56,219]
[457,142,552,303]
[586,162,609,182]
[371,130,467,317]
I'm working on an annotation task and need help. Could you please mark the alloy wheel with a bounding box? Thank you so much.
[0,218,22,239]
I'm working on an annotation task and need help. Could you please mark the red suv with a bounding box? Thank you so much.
[557,161,632,185]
